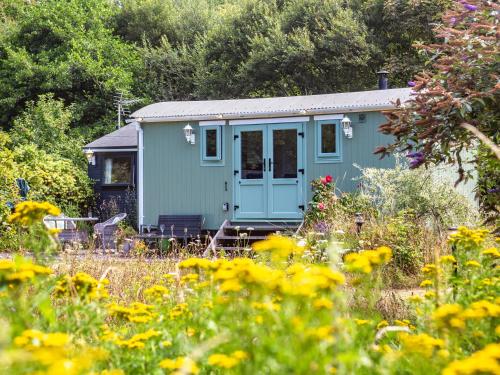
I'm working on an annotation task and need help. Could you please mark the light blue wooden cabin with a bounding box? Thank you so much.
[130,87,411,238]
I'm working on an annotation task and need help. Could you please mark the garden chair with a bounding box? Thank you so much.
[94,213,127,252]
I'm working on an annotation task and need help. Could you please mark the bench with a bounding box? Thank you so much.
[156,215,203,240]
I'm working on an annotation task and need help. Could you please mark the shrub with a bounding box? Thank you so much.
[355,159,479,228]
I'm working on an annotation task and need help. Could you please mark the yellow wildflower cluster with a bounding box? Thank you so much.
[143,285,169,300]
[108,329,161,349]
[8,201,61,226]
[442,343,500,375]
[462,300,500,319]
[159,356,199,374]
[344,246,392,274]
[398,333,445,358]
[251,301,281,311]
[54,272,109,301]
[169,302,192,320]
[107,302,156,323]
[0,259,52,286]
[482,247,500,258]
[432,304,465,329]
[208,350,248,369]
[178,257,213,270]
[14,329,108,375]
[252,235,305,260]
[448,226,490,250]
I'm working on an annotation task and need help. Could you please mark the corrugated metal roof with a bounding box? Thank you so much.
[132,88,412,122]
[83,124,137,149]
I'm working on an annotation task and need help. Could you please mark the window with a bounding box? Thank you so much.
[103,156,133,185]
[201,125,223,165]
[315,120,342,163]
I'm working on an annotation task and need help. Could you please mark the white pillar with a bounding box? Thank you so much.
[135,121,144,229]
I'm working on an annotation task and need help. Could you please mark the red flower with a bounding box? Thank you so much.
[320,177,327,185]
[325,175,333,183]
[318,203,325,210]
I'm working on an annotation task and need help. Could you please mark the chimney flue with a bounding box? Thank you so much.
[377,70,389,90]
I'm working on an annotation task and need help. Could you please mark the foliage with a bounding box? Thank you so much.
[1,210,499,374]
[356,160,479,228]
[375,0,499,216]
[9,94,86,167]
[0,0,140,135]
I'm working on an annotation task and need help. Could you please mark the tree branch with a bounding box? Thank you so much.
[460,123,500,160]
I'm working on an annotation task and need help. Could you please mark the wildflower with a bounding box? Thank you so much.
[355,319,370,326]
[317,202,325,210]
[465,260,480,268]
[399,333,445,358]
[424,291,436,299]
[14,329,70,349]
[107,302,156,323]
[432,304,465,329]
[55,273,109,301]
[394,320,415,330]
[462,300,500,319]
[253,235,305,260]
[113,329,160,349]
[313,297,334,310]
[219,279,242,292]
[406,151,425,168]
[463,3,478,11]
[207,351,249,369]
[440,255,456,264]
[442,343,500,375]
[408,295,423,303]
[178,258,212,270]
[144,285,169,300]
[448,227,490,250]
[181,273,199,284]
[421,264,438,275]
[482,247,500,258]
[377,320,389,330]
[255,315,264,324]
[344,247,392,274]
[407,81,416,87]
[0,259,52,287]
[306,326,334,342]
[186,327,196,337]
[169,303,191,320]
[159,357,199,374]
[161,340,172,348]
[8,201,60,226]
[420,279,433,288]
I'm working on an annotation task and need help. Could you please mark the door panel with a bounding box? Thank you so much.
[234,126,267,219]
[234,123,304,220]
[267,124,303,219]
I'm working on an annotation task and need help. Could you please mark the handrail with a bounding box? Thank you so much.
[203,219,228,258]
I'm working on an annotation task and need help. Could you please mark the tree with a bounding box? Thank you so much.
[10,94,85,167]
[0,0,139,136]
[375,0,499,219]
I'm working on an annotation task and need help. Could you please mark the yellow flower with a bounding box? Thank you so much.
[465,260,480,268]
[107,302,156,323]
[54,272,108,301]
[231,350,248,360]
[442,343,500,375]
[178,258,212,270]
[255,315,264,324]
[424,291,436,299]
[207,351,248,369]
[313,297,334,310]
[8,201,61,226]
[399,333,445,358]
[448,227,490,250]
[432,304,465,329]
[377,320,389,330]
[14,329,70,350]
[161,340,172,348]
[419,279,433,288]
[252,235,305,260]
[186,327,196,337]
[113,329,160,349]
[421,264,438,275]
[482,247,500,258]
[344,247,392,274]
[144,285,169,300]
[408,295,423,303]
[159,357,199,374]
[440,255,456,264]
[462,300,500,319]
[355,319,371,326]
[181,273,199,284]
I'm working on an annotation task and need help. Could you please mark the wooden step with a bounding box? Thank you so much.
[225,224,298,231]
[214,246,253,252]
[218,235,267,240]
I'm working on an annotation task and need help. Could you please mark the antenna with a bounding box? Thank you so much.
[113,92,142,129]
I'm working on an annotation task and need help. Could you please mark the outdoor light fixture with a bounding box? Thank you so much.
[84,149,95,165]
[355,212,364,234]
[183,124,195,144]
[341,115,353,139]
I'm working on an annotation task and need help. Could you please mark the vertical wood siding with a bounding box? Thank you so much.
[142,112,395,230]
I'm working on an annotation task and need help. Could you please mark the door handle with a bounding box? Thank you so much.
[263,159,266,172]
[268,158,272,170]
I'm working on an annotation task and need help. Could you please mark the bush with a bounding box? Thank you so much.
[355,159,479,228]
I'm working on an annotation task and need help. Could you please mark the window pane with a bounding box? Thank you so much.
[321,123,336,154]
[241,131,263,179]
[273,129,297,179]
[104,157,131,184]
[205,129,218,158]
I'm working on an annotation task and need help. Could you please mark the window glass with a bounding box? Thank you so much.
[241,130,263,179]
[205,129,218,158]
[104,157,132,184]
[321,123,336,154]
[273,129,297,179]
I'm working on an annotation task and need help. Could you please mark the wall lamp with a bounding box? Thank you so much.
[183,124,196,145]
[84,149,95,165]
[341,115,353,139]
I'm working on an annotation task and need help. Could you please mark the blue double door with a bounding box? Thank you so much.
[234,122,305,220]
